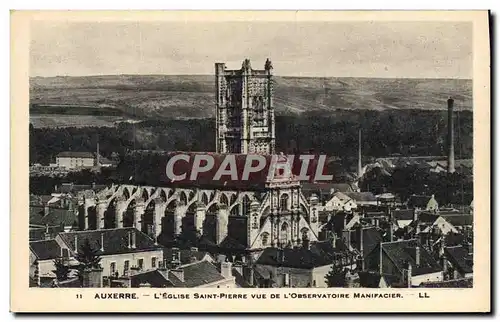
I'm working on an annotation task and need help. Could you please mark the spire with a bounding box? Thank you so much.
[358,128,363,178]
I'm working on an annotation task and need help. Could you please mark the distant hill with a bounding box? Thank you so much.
[30,75,472,120]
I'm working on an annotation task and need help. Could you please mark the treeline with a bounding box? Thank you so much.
[360,165,473,206]
[29,109,473,166]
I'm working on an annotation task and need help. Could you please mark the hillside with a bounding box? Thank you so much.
[30,75,472,122]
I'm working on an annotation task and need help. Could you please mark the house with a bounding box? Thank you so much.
[29,239,80,287]
[127,259,236,288]
[406,194,439,212]
[366,239,443,287]
[415,212,459,236]
[358,271,402,288]
[344,192,378,207]
[418,277,473,288]
[29,205,78,237]
[29,228,164,287]
[56,152,96,169]
[324,192,357,212]
[444,246,473,279]
[254,237,357,288]
[392,209,416,229]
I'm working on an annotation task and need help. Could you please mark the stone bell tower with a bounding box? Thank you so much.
[215,58,275,155]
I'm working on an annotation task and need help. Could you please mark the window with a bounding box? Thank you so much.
[61,248,69,258]
[110,262,116,274]
[137,259,144,270]
[151,257,157,268]
[261,232,269,246]
[280,222,289,246]
[124,260,130,275]
[280,194,289,211]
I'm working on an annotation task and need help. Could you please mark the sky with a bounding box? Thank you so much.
[30,21,472,78]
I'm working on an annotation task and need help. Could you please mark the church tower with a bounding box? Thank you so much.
[215,58,275,154]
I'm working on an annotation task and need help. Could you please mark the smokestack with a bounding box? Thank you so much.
[447,98,455,173]
[96,139,100,167]
[358,128,362,178]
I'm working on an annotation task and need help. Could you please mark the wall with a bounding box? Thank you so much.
[198,277,237,288]
[411,271,443,286]
[100,250,164,277]
[56,156,94,169]
[256,264,313,288]
[36,259,57,279]
[312,264,333,288]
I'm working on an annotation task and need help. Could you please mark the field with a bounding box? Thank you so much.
[30,75,472,127]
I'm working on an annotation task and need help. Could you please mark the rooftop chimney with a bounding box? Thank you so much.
[131,230,136,249]
[447,98,455,173]
[415,245,420,267]
[74,235,78,253]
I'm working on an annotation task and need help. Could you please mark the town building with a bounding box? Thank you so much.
[29,227,163,287]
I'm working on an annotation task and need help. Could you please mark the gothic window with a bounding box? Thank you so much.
[242,195,251,216]
[261,232,270,247]
[280,222,289,246]
[301,228,310,241]
[280,194,289,211]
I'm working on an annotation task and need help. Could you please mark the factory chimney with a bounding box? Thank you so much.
[358,128,363,178]
[447,98,455,174]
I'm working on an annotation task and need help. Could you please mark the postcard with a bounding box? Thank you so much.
[11,10,490,313]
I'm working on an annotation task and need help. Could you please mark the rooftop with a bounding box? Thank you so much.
[30,239,62,260]
[57,151,95,159]
[58,228,162,256]
[381,239,442,276]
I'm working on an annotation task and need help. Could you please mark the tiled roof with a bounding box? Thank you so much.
[256,239,353,269]
[418,278,473,288]
[58,228,162,256]
[445,246,473,274]
[418,212,440,224]
[381,239,442,276]
[442,215,473,227]
[29,206,77,228]
[57,151,95,158]
[392,209,415,221]
[163,248,213,265]
[30,239,62,260]
[362,228,384,259]
[130,269,174,288]
[177,260,227,287]
[444,233,465,246]
[29,225,64,241]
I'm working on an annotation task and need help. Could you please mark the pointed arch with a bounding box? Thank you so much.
[220,194,229,206]
[123,198,136,228]
[242,194,252,216]
[280,193,290,211]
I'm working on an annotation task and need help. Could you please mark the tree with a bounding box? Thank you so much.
[52,258,70,281]
[325,265,347,287]
[75,238,102,270]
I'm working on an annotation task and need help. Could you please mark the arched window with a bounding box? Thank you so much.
[301,228,310,242]
[261,232,270,247]
[242,195,251,216]
[280,222,289,246]
[280,194,289,211]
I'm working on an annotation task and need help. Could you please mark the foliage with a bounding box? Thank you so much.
[75,238,102,270]
[52,258,71,281]
[325,265,347,287]
[29,110,473,166]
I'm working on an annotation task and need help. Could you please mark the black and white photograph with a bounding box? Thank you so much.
[10,10,490,313]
